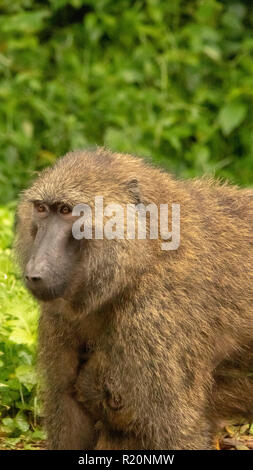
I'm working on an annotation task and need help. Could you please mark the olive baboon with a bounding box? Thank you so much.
[15,148,253,450]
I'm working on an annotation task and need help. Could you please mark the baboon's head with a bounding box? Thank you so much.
[15,149,159,305]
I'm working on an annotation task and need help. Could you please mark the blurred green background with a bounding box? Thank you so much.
[1,0,253,205]
[1,0,253,449]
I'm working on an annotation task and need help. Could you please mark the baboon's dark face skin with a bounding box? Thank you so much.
[24,201,80,301]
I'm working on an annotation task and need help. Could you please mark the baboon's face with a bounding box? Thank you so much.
[24,201,80,301]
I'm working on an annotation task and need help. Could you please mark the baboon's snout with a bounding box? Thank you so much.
[25,257,51,297]
[24,217,74,301]
[25,257,47,282]
[24,254,67,301]
[24,248,71,301]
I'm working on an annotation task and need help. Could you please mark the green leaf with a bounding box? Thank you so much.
[9,329,35,346]
[1,417,16,432]
[0,382,8,388]
[4,437,21,448]
[30,428,47,440]
[218,102,247,135]
[15,412,29,433]
[15,365,37,391]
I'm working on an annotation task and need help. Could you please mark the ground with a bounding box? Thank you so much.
[0,420,253,450]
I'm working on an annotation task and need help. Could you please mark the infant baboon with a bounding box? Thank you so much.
[15,148,253,450]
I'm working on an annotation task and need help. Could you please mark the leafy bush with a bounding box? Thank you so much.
[1,0,253,204]
[0,205,45,448]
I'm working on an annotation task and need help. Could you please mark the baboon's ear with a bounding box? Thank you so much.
[125,179,142,204]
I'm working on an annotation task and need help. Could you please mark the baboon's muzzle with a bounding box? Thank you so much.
[25,215,77,301]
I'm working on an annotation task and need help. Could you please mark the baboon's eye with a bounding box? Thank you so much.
[35,203,47,213]
[60,205,72,215]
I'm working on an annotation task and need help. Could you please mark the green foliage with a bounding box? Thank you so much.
[0,0,253,204]
[0,206,45,448]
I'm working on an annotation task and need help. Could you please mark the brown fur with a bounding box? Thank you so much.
[15,148,253,449]
[211,342,253,425]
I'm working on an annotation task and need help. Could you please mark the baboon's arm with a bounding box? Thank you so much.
[38,308,97,450]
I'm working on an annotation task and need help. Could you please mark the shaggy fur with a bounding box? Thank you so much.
[15,148,253,449]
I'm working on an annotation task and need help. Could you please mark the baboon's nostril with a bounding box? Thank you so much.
[31,276,42,282]
[25,274,42,283]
